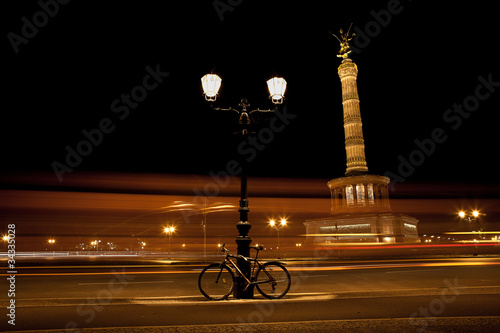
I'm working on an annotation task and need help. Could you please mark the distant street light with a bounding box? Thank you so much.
[164,226,175,234]
[90,240,101,253]
[458,210,484,256]
[47,238,56,255]
[269,218,287,258]
[164,225,176,258]
[162,200,235,261]
[458,210,482,230]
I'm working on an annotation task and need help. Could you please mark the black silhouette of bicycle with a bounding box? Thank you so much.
[198,243,291,300]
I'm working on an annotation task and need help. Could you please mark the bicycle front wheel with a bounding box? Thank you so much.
[198,263,235,300]
[255,262,291,299]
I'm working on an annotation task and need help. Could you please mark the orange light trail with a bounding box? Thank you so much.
[287,261,500,272]
[3,260,500,276]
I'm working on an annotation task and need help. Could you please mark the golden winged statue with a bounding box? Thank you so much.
[330,23,355,59]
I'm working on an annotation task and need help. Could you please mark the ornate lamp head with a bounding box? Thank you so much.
[201,73,222,101]
[266,77,287,104]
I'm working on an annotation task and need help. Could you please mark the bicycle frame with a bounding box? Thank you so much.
[219,246,267,288]
[225,254,258,286]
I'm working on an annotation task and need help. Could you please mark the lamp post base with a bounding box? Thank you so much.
[234,222,253,299]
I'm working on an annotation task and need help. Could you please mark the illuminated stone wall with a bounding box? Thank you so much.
[327,174,391,214]
[304,214,420,244]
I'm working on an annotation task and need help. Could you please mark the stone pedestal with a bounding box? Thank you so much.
[304,173,420,244]
[304,213,420,244]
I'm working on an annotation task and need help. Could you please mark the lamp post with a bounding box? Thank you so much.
[162,200,235,261]
[269,218,287,258]
[47,238,56,256]
[164,226,176,258]
[458,210,482,256]
[201,73,287,299]
[91,240,101,254]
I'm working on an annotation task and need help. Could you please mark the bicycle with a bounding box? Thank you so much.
[198,243,291,300]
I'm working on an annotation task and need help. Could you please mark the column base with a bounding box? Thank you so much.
[234,235,253,299]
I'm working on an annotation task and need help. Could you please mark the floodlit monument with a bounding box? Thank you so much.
[304,26,420,244]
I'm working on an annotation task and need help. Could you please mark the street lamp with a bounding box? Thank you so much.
[47,238,56,255]
[90,240,101,253]
[201,73,287,299]
[458,210,482,229]
[269,218,287,258]
[162,200,235,261]
[458,210,483,256]
[164,226,176,258]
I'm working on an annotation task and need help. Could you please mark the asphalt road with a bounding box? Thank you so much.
[1,256,500,332]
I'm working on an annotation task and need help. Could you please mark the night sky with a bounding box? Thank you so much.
[3,0,499,189]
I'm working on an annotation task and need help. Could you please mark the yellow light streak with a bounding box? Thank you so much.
[303,233,383,237]
[445,231,500,235]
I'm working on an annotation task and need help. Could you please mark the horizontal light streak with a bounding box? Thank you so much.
[3,259,500,277]
[316,242,388,246]
[316,243,500,250]
[0,270,200,277]
[444,231,500,235]
[304,233,381,237]
[78,280,173,285]
[287,261,500,272]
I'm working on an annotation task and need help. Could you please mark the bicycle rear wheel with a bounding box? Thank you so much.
[198,263,235,300]
[255,262,291,299]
